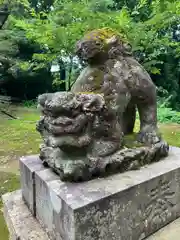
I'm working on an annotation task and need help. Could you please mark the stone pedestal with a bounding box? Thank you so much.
[3,190,180,240]
[2,190,50,240]
[3,146,180,240]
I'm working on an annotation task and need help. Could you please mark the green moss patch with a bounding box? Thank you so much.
[124,133,144,148]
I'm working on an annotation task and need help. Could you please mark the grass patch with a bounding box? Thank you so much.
[0,105,41,167]
[160,123,180,147]
[0,105,40,239]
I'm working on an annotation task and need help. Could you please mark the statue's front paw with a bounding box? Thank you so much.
[137,129,161,145]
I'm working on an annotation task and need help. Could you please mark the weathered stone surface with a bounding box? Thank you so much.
[19,155,45,215]
[2,190,50,240]
[147,217,180,240]
[3,190,180,240]
[34,169,63,240]
[37,91,169,182]
[36,29,169,182]
[73,28,163,145]
[22,146,180,240]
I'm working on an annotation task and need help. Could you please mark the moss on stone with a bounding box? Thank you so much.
[83,27,128,48]
[123,133,144,148]
[92,69,104,89]
[84,28,117,41]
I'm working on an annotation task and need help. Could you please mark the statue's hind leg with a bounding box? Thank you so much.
[137,101,161,144]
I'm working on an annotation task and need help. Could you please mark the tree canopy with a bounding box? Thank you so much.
[0,0,179,107]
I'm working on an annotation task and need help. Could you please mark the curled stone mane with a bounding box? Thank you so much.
[76,28,132,63]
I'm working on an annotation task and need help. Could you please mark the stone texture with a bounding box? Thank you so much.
[35,29,169,182]
[73,28,163,145]
[147,217,180,240]
[19,155,45,215]
[34,169,63,240]
[2,190,50,240]
[20,146,180,240]
[3,191,180,240]
[36,91,169,182]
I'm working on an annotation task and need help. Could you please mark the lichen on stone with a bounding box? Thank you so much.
[36,29,169,182]
[37,91,169,182]
[124,134,144,149]
[83,27,128,46]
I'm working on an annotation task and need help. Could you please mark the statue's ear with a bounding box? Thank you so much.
[82,94,105,112]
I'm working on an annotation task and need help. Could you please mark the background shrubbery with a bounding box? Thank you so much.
[158,106,180,124]
[0,0,179,110]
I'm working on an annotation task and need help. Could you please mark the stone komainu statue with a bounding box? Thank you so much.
[72,28,160,144]
[37,29,169,182]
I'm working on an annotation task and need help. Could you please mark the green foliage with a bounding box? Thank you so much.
[0,2,53,99]
[23,99,37,107]
[13,1,179,88]
[157,94,180,124]
[0,0,179,107]
[158,106,180,124]
[29,0,54,13]
[89,0,114,12]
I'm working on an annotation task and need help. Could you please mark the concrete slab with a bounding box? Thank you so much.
[2,190,50,240]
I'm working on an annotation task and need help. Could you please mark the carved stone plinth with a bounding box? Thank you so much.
[13,146,180,240]
[3,190,180,240]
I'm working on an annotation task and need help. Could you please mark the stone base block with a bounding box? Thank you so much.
[19,146,180,240]
[2,190,50,240]
[19,155,45,215]
[3,190,180,240]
